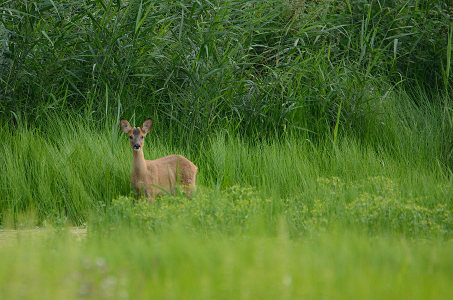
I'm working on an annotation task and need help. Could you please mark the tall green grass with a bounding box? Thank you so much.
[1,0,451,141]
[1,90,451,232]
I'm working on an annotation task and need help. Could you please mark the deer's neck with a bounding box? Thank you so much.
[132,150,147,174]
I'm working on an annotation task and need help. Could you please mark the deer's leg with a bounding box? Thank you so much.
[145,187,157,204]
[184,182,197,198]
[134,187,142,200]
[182,173,197,198]
[179,168,196,198]
[183,185,192,198]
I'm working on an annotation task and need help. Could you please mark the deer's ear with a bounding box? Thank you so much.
[141,118,153,133]
[120,119,132,133]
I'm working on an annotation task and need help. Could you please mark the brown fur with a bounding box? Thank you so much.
[120,118,198,202]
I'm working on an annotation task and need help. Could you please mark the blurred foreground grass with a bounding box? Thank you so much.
[1,227,452,300]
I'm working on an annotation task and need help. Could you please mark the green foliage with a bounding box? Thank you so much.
[323,0,451,87]
[96,186,266,233]
[96,177,452,238]
[286,176,452,237]
[0,116,131,224]
[1,0,451,140]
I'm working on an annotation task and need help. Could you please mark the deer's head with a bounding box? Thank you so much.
[120,119,153,151]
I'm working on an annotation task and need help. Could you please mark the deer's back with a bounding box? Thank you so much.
[151,155,197,170]
[147,155,197,186]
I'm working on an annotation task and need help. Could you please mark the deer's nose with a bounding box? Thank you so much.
[133,144,140,149]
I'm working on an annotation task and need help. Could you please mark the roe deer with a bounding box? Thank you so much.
[120,118,198,202]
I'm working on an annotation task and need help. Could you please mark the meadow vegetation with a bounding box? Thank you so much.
[0,0,452,299]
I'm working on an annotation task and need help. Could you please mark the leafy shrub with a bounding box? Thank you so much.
[284,176,453,237]
[97,186,268,233]
[98,179,452,238]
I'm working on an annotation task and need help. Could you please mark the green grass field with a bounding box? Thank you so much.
[1,0,453,299]
[1,116,452,299]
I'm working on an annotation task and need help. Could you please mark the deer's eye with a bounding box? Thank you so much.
[141,136,144,139]
[129,136,133,139]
